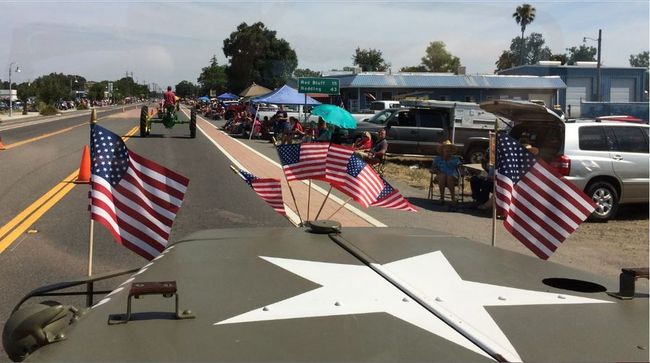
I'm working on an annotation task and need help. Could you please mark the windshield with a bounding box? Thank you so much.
[366,109,396,124]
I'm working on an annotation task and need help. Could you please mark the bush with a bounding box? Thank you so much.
[39,104,59,116]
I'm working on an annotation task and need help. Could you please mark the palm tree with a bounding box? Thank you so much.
[512,3,536,66]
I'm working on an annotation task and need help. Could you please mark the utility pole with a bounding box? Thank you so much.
[596,29,602,102]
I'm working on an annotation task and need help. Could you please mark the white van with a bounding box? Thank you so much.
[369,100,401,113]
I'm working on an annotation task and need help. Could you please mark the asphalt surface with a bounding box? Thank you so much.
[0,106,287,361]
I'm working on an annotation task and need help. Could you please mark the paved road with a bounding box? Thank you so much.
[1,104,646,361]
[0,106,287,361]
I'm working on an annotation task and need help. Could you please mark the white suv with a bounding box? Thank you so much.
[481,100,649,221]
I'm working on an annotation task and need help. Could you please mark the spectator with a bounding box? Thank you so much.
[287,116,304,144]
[354,131,372,151]
[360,129,387,165]
[316,118,332,142]
[431,140,461,205]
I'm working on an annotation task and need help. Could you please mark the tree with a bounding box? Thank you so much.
[420,41,461,73]
[495,50,516,72]
[352,47,390,72]
[400,65,428,72]
[31,73,69,105]
[549,53,568,65]
[16,82,36,101]
[88,81,108,101]
[512,3,536,65]
[629,51,649,67]
[223,22,298,92]
[494,33,552,71]
[175,80,199,98]
[293,68,321,78]
[197,55,228,96]
[566,45,597,65]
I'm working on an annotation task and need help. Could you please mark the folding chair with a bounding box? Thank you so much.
[370,153,386,177]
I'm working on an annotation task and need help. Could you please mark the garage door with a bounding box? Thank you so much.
[610,78,635,103]
[566,78,592,118]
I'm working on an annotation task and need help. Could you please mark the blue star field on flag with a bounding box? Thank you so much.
[90,125,129,186]
[496,133,537,184]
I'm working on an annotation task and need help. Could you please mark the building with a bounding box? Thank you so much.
[498,62,648,118]
[0,89,18,102]
[320,72,566,113]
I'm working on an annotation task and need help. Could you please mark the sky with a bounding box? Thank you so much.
[1,0,648,90]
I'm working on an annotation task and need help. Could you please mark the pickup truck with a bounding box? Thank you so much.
[346,100,501,163]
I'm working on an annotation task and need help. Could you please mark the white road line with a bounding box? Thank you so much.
[184,108,386,227]
[181,108,301,226]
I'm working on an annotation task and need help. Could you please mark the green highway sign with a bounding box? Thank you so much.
[298,77,340,95]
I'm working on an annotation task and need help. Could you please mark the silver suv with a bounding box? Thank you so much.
[481,100,649,221]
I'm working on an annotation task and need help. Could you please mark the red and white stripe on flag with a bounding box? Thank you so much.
[325,144,383,207]
[90,152,189,260]
[495,159,596,259]
[250,178,286,215]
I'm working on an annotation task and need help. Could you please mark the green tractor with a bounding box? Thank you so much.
[140,104,196,138]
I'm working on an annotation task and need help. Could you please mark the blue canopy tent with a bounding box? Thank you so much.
[216,92,239,100]
[198,96,210,102]
[250,85,321,139]
[251,85,320,106]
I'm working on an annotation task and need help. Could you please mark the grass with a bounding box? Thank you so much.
[383,156,432,190]
[382,155,473,195]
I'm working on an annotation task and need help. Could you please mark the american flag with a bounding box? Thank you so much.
[239,170,286,215]
[371,177,417,212]
[276,143,329,181]
[89,124,189,260]
[325,144,384,207]
[495,133,596,260]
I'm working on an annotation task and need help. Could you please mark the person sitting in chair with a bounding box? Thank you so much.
[361,129,388,165]
[431,140,462,205]
[354,131,373,151]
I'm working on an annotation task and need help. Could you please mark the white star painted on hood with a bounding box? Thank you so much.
[215,251,610,362]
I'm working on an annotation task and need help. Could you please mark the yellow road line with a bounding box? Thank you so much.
[0,126,139,254]
[4,124,86,149]
[0,170,78,243]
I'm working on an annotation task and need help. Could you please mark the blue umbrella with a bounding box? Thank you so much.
[311,104,357,129]
[217,92,239,100]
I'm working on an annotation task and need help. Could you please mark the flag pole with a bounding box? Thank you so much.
[490,118,499,247]
[314,185,332,220]
[327,197,351,220]
[307,179,311,222]
[88,219,94,276]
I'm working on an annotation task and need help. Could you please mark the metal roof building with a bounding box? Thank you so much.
[321,72,566,112]
[498,63,648,118]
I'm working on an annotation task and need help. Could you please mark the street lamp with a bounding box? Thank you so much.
[8,62,21,117]
[583,29,602,102]
[70,76,78,99]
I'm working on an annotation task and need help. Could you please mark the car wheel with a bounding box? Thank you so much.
[190,107,197,138]
[140,106,148,137]
[465,146,486,164]
[587,181,619,222]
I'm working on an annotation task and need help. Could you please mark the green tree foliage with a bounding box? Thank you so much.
[197,55,227,96]
[88,81,108,101]
[512,3,536,65]
[293,68,322,77]
[494,33,552,71]
[352,47,390,72]
[420,41,461,72]
[400,65,428,72]
[223,22,297,92]
[629,51,649,67]
[31,73,70,105]
[566,45,597,65]
[175,80,199,98]
[113,77,149,99]
[16,82,36,101]
[549,53,568,65]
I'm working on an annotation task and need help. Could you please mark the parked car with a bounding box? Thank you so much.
[345,100,500,162]
[481,100,649,221]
